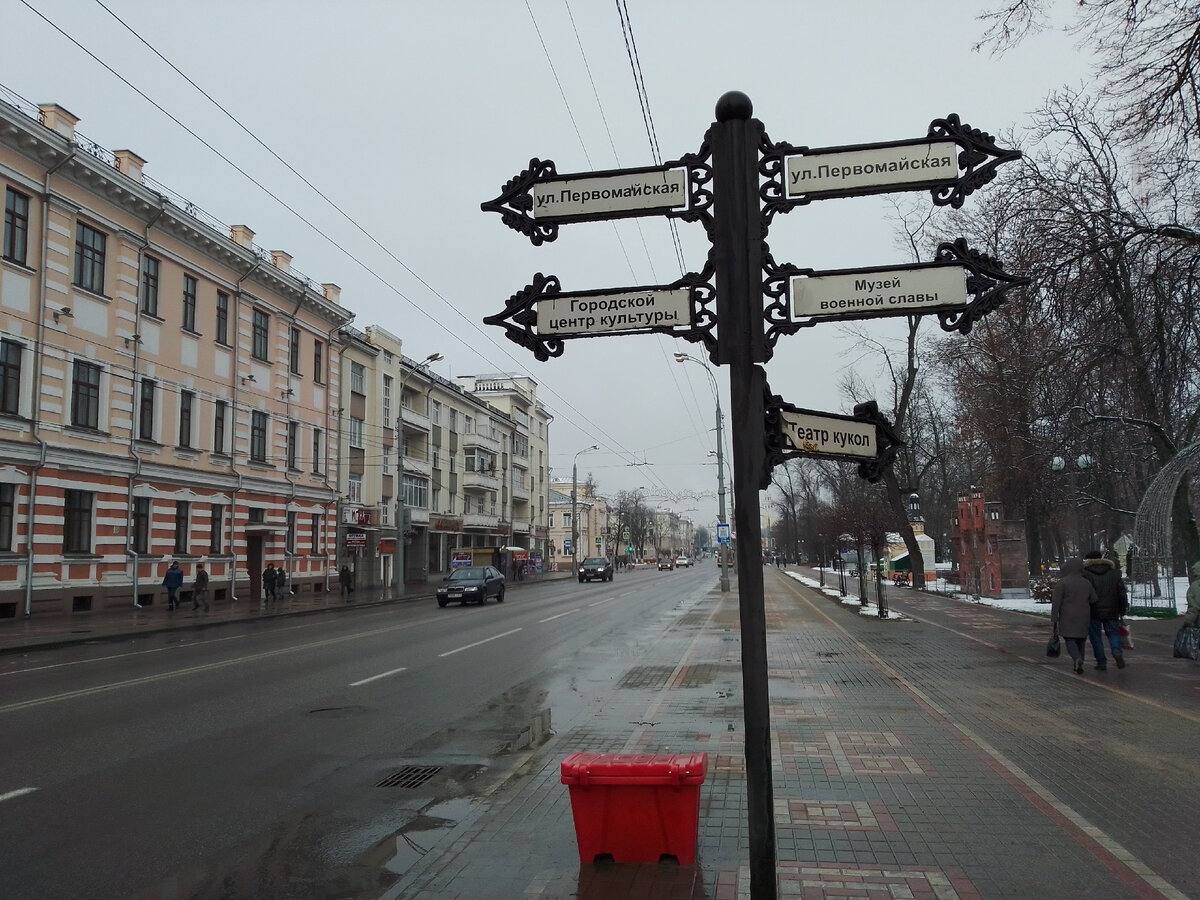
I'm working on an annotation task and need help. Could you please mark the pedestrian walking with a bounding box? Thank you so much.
[1082,550,1129,669]
[276,565,288,598]
[162,560,184,611]
[339,565,353,599]
[192,561,210,611]
[262,563,278,604]
[1182,560,1200,627]
[1051,557,1099,675]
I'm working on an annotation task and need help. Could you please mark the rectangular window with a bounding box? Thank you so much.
[179,390,194,447]
[174,500,190,554]
[313,340,324,384]
[350,362,365,395]
[182,274,197,332]
[0,483,14,551]
[63,489,92,554]
[252,309,269,361]
[286,420,298,469]
[209,503,223,555]
[383,375,393,428]
[213,399,227,454]
[348,474,362,503]
[349,417,364,449]
[73,222,106,294]
[286,511,297,554]
[289,326,301,375]
[140,256,160,316]
[382,446,390,477]
[430,399,441,425]
[0,338,22,416]
[311,512,322,554]
[4,187,30,265]
[216,292,229,345]
[251,410,268,462]
[312,427,323,474]
[71,360,101,429]
[402,474,429,509]
[449,409,457,431]
[133,496,150,554]
[138,378,156,441]
[432,488,440,512]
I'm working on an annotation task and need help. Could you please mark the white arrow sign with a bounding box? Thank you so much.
[791,264,967,320]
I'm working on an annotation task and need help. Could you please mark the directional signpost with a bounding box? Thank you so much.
[482,94,1025,900]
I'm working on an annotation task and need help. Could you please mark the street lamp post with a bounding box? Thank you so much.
[394,352,442,598]
[819,533,826,588]
[674,352,730,592]
[1050,453,1094,556]
[571,445,599,578]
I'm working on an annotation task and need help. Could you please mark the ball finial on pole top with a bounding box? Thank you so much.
[715,91,753,122]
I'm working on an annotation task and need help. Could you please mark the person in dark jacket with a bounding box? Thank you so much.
[1183,560,1200,627]
[192,562,210,612]
[339,565,353,599]
[162,560,184,611]
[1052,557,1099,675]
[1082,550,1129,669]
[262,564,278,604]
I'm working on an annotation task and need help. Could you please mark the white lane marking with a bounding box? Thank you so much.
[349,666,407,687]
[538,609,580,623]
[438,628,522,657]
[0,787,38,803]
[587,598,616,608]
[0,625,421,715]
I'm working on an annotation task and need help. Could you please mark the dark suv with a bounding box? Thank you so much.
[578,557,614,582]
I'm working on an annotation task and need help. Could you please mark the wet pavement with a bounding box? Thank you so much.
[5,566,1199,899]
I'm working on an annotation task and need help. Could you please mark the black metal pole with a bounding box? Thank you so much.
[711,90,776,900]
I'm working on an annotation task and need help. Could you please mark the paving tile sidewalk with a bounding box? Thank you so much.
[383,568,1199,900]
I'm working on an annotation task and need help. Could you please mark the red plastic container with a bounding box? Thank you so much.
[560,752,708,864]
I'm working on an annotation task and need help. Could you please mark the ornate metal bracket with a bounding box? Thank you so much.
[482,265,718,362]
[927,114,1022,209]
[932,238,1031,334]
[480,144,714,246]
[479,158,560,245]
[762,251,811,352]
[763,384,904,488]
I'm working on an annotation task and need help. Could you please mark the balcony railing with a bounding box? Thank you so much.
[402,456,432,478]
[462,512,500,529]
[400,404,431,432]
[462,469,500,492]
[462,429,501,452]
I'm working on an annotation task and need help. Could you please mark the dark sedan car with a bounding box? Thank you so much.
[578,557,613,582]
[436,566,505,606]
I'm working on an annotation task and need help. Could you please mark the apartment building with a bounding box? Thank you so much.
[0,94,351,616]
[334,350,555,585]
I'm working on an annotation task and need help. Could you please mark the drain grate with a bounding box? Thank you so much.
[377,765,443,788]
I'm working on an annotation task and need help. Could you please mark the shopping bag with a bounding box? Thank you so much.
[1118,619,1133,650]
[1046,630,1061,658]
[1173,625,1200,660]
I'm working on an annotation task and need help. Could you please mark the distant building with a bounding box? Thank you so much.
[0,95,352,614]
[951,489,1029,598]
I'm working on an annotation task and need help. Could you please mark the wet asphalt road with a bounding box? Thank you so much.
[0,564,714,899]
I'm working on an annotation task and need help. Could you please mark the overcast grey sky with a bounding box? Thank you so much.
[1,1,1091,529]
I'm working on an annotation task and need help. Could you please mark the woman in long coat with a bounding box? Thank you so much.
[1052,557,1098,674]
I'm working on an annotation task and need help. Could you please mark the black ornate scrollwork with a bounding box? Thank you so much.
[479,159,561,246]
[759,129,806,224]
[932,238,1031,334]
[761,251,813,352]
[673,131,715,239]
[927,114,1022,209]
[762,386,904,489]
[482,272,566,361]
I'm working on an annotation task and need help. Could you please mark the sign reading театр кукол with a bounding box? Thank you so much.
[779,410,877,460]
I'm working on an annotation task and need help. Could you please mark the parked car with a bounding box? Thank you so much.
[578,556,614,582]
[658,558,674,571]
[675,556,692,568]
[436,566,505,606]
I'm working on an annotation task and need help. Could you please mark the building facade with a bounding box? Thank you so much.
[0,96,352,616]
[951,489,1030,598]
